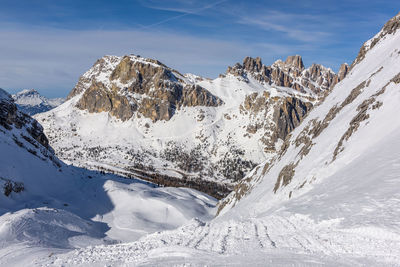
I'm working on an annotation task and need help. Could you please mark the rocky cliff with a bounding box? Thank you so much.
[70,55,222,122]
[226,55,346,94]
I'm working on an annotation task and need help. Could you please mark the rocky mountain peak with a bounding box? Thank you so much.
[13,89,42,104]
[243,56,263,73]
[69,54,223,122]
[284,55,305,70]
[226,55,344,94]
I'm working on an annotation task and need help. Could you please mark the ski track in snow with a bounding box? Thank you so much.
[46,213,400,266]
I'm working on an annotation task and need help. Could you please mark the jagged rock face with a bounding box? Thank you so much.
[337,63,349,82]
[227,55,347,94]
[71,55,223,122]
[67,56,121,99]
[0,90,49,149]
[77,82,134,121]
[272,97,313,141]
[240,92,313,152]
[243,56,263,73]
[285,55,305,70]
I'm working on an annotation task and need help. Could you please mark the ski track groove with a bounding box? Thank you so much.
[52,215,400,265]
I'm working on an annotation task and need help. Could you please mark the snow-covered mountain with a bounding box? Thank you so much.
[46,11,400,266]
[35,53,345,198]
[12,89,64,115]
[0,88,216,266]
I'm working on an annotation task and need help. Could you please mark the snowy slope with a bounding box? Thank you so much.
[0,89,216,266]
[12,89,64,115]
[45,12,400,266]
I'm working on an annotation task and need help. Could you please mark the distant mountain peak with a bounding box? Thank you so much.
[12,89,65,115]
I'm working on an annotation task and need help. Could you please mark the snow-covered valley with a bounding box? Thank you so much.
[0,9,400,267]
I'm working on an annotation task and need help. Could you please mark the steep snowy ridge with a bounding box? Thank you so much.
[0,88,217,266]
[219,11,400,216]
[36,54,340,198]
[12,89,64,115]
[48,12,400,266]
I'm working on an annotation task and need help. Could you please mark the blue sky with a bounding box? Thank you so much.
[0,0,399,97]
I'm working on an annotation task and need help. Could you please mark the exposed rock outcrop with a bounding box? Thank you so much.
[240,91,313,152]
[72,55,223,122]
[227,55,346,94]
[272,97,313,141]
[337,63,349,82]
[77,82,134,121]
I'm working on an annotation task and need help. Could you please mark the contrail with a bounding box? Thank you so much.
[141,0,229,29]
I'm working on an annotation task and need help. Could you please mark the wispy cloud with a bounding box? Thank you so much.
[138,0,226,14]
[138,0,229,28]
[234,10,332,43]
